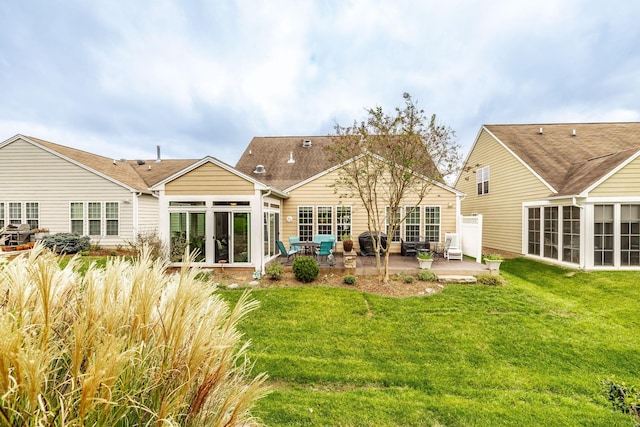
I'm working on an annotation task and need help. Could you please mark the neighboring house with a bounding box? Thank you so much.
[235,136,464,256]
[0,134,196,247]
[455,123,640,270]
[1,133,463,272]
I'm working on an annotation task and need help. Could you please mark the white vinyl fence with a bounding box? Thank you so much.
[459,214,483,263]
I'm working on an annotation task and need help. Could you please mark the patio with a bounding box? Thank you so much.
[282,252,489,277]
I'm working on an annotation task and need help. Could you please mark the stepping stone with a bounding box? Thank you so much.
[437,275,477,284]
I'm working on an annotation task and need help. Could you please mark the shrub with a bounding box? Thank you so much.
[41,232,90,254]
[403,275,414,283]
[418,270,438,282]
[292,256,319,283]
[343,274,357,285]
[0,245,268,426]
[602,378,640,422]
[128,229,168,261]
[483,253,503,260]
[476,273,504,286]
[265,262,285,280]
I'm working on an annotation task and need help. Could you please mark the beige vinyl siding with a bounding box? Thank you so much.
[0,138,134,244]
[136,194,160,234]
[456,129,551,254]
[281,168,458,253]
[589,155,640,197]
[165,163,254,195]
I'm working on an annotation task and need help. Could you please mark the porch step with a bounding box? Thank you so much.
[437,275,477,284]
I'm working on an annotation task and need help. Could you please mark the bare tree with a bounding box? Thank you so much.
[326,93,462,284]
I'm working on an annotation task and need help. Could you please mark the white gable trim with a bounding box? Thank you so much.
[458,126,557,194]
[285,152,464,196]
[3,134,142,193]
[580,149,640,197]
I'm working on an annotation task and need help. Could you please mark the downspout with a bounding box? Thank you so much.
[260,189,273,276]
[132,191,142,244]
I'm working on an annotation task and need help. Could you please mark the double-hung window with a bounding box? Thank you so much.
[386,207,401,242]
[477,166,490,195]
[336,206,352,239]
[424,206,441,242]
[317,206,333,235]
[298,207,313,241]
[405,206,421,242]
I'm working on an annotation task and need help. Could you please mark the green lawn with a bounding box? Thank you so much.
[220,258,640,426]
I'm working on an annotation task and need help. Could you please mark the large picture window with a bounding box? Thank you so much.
[620,204,640,266]
[424,206,441,242]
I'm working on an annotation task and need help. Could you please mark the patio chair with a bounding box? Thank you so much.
[444,232,463,261]
[315,240,333,263]
[289,236,302,252]
[277,240,299,262]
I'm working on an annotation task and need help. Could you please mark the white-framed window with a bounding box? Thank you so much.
[0,202,39,228]
[424,206,441,242]
[336,206,352,240]
[298,206,313,241]
[88,202,102,236]
[386,207,401,242]
[106,202,119,236]
[620,204,640,266]
[405,206,421,242]
[594,204,614,266]
[477,166,490,195]
[562,206,580,264]
[70,202,84,234]
[527,207,541,255]
[69,202,120,236]
[9,202,22,225]
[317,206,333,235]
[25,202,39,229]
[543,206,559,259]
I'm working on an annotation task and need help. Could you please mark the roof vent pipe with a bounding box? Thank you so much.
[539,127,543,134]
[572,129,576,136]
[156,145,161,162]
[287,151,295,164]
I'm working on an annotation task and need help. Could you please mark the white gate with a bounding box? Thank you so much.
[459,214,483,263]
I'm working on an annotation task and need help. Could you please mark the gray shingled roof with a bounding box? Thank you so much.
[484,123,640,196]
[235,136,338,191]
[27,135,199,192]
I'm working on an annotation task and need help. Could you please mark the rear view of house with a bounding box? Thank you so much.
[455,123,640,269]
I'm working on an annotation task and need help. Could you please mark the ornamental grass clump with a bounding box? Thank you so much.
[0,244,268,426]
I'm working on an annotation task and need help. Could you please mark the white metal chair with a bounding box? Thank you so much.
[444,232,463,261]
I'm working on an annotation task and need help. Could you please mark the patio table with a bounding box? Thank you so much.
[298,241,319,255]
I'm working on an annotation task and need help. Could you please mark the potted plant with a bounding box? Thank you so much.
[417,251,433,269]
[32,228,50,240]
[342,233,354,252]
[484,253,503,274]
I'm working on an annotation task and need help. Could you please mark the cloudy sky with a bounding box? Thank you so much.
[1,1,639,165]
